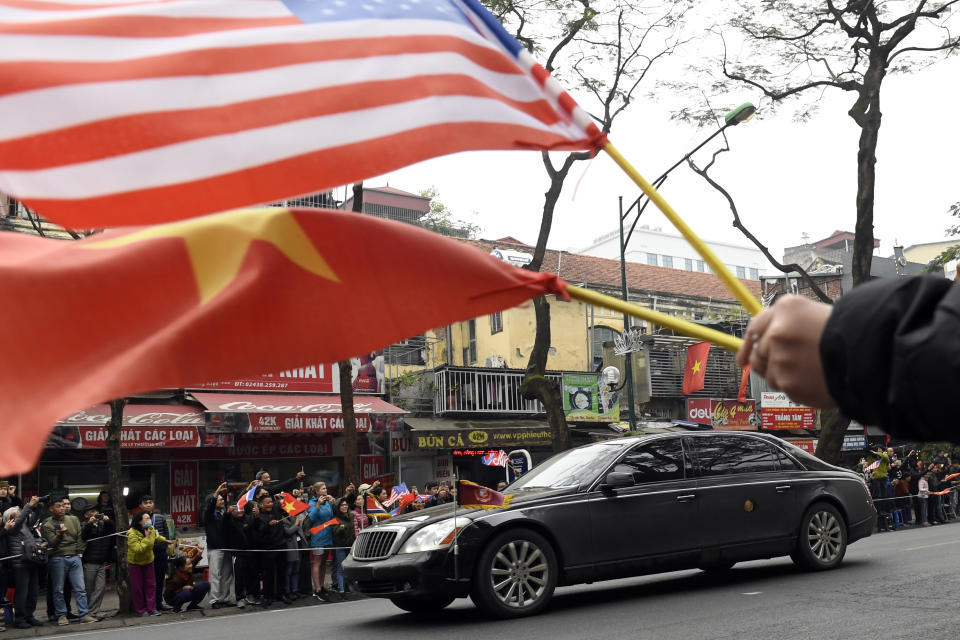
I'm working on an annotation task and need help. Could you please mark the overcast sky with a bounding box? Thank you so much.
[367,47,960,263]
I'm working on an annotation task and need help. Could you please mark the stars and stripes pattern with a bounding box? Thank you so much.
[0,0,603,230]
[481,449,508,467]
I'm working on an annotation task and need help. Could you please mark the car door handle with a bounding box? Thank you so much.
[676,494,697,503]
[776,485,792,493]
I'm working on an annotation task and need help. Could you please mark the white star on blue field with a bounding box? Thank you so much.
[282,0,470,26]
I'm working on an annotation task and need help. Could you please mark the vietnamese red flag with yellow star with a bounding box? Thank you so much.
[682,342,711,396]
[279,492,309,517]
[0,207,568,474]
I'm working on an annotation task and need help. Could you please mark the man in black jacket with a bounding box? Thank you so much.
[253,495,286,606]
[738,276,959,442]
[80,504,115,619]
[225,503,259,607]
[7,497,44,629]
[253,470,306,500]
[204,484,236,609]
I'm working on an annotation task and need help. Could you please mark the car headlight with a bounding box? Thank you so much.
[398,518,468,554]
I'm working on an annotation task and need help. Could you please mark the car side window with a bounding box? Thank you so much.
[612,439,686,484]
[778,450,803,471]
[694,436,780,476]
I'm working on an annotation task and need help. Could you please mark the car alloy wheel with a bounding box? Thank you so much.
[471,529,557,618]
[793,502,847,571]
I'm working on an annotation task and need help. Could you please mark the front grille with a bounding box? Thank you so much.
[353,529,399,560]
[355,579,400,594]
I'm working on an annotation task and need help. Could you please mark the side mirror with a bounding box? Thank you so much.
[600,471,634,493]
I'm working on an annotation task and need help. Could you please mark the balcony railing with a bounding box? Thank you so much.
[434,366,563,415]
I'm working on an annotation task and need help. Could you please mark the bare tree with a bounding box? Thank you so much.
[488,0,692,451]
[677,0,959,287]
[106,398,131,613]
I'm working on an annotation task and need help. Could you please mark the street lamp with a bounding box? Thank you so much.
[615,102,756,429]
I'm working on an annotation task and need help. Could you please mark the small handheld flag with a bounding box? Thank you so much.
[279,492,309,517]
[309,518,340,535]
[383,483,409,507]
[481,450,508,468]
[457,480,512,510]
[682,342,711,395]
[365,495,390,519]
[237,486,258,511]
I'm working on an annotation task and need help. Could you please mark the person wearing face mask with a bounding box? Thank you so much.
[127,511,167,617]
[137,496,172,612]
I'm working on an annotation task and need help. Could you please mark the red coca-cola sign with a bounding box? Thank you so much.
[58,404,204,427]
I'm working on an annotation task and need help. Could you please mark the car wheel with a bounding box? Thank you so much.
[792,502,847,571]
[389,595,455,613]
[698,561,736,572]
[470,528,558,619]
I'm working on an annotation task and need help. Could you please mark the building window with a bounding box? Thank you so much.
[736,266,746,278]
[646,253,658,266]
[684,258,693,271]
[697,260,704,272]
[748,267,759,280]
[662,256,673,269]
[490,311,503,334]
[467,319,478,364]
[591,325,621,359]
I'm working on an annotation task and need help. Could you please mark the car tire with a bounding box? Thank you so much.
[698,561,736,572]
[792,502,847,571]
[389,595,455,613]
[470,528,558,619]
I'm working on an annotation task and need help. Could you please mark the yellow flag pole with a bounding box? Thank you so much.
[602,141,763,317]
[565,285,743,353]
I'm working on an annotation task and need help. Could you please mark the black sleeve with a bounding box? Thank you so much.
[267,477,300,494]
[820,276,960,440]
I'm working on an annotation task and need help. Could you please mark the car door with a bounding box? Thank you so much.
[588,437,701,579]
[691,435,798,559]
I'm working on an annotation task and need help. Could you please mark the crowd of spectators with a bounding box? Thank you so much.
[856,447,960,530]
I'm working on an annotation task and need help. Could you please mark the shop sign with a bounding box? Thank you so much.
[685,399,759,431]
[842,435,867,451]
[391,434,414,454]
[786,439,818,455]
[247,413,385,433]
[412,428,553,451]
[190,354,383,394]
[561,372,619,423]
[170,461,198,529]
[435,456,453,483]
[224,434,332,459]
[761,392,815,430]
[360,455,383,484]
[77,425,201,448]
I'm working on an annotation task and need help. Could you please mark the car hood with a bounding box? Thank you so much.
[377,486,580,529]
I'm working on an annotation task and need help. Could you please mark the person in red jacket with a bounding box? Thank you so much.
[163,557,210,613]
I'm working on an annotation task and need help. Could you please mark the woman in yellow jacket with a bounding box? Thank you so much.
[127,512,167,617]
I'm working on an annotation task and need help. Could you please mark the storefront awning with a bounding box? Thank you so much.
[50,403,212,449]
[404,417,554,450]
[192,392,406,434]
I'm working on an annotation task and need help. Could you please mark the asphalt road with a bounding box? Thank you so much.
[60,524,960,640]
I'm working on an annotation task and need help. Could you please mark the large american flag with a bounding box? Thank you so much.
[0,0,603,229]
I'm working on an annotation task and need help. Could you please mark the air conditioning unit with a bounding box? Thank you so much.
[484,355,506,368]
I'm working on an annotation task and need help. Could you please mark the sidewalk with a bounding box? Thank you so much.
[2,581,356,638]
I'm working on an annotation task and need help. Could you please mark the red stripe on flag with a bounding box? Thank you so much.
[0,36,523,98]
[0,15,301,37]
[1,77,563,169]
[22,121,589,228]
[0,0,175,9]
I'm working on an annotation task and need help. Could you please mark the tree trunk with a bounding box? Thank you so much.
[338,181,363,486]
[106,398,131,614]
[813,408,851,465]
[850,62,884,287]
[339,361,359,485]
[520,296,570,452]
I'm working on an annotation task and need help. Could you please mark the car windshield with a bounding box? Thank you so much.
[507,442,629,490]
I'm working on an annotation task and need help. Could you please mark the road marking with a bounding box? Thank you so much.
[904,539,960,551]
[741,592,762,595]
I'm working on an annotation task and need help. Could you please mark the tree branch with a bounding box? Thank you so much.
[687,144,834,304]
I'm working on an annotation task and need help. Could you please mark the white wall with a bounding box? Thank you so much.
[575,225,769,279]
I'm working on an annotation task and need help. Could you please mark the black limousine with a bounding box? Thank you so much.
[343,431,875,618]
